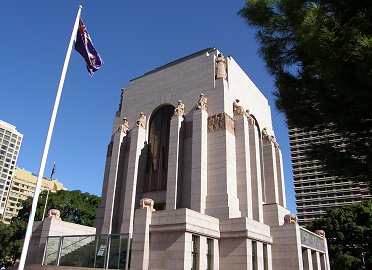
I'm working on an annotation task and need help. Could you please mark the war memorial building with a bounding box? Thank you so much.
[30,48,330,270]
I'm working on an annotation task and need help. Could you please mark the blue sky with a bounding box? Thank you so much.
[0,1,296,213]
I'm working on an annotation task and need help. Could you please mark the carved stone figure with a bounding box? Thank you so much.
[48,209,61,220]
[315,230,325,238]
[174,100,185,116]
[284,214,297,224]
[262,127,271,141]
[136,112,147,129]
[245,109,255,125]
[139,198,155,211]
[196,93,208,111]
[233,99,245,116]
[215,53,227,80]
[118,118,129,134]
[270,135,280,149]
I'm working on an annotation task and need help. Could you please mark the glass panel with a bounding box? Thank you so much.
[252,241,257,270]
[207,238,213,270]
[43,234,130,269]
[95,235,108,268]
[44,237,61,265]
[263,244,268,270]
[108,234,129,269]
[191,235,199,270]
[59,236,97,267]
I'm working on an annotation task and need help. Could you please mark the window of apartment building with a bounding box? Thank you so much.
[207,238,213,270]
[191,235,199,270]
[252,241,258,270]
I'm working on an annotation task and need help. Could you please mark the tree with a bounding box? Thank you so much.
[307,201,372,270]
[239,1,372,186]
[18,190,101,226]
[0,219,26,265]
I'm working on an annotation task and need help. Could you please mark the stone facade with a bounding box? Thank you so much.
[95,48,330,269]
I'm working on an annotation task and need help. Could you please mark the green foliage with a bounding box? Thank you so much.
[239,0,372,186]
[307,201,372,269]
[18,190,100,226]
[0,219,26,264]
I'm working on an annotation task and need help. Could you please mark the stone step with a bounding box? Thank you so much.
[8,265,99,270]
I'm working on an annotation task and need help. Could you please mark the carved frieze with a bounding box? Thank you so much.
[208,112,235,135]
[300,228,325,252]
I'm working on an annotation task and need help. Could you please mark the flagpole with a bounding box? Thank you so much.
[41,161,55,221]
[18,6,82,270]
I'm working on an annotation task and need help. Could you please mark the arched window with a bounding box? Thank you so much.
[144,105,174,192]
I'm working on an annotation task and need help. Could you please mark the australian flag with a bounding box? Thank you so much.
[75,18,103,75]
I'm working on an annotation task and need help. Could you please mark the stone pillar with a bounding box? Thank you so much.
[234,114,253,219]
[199,236,208,270]
[303,248,314,270]
[266,244,273,270]
[206,112,241,219]
[99,130,127,234]
[275,148,287,207]
[220,238,251,270]
[320,253,328,270]
[213,238,220,270]
[270,222,303,270]
[190,109,208,213]
[312,252,321,270]
[183,233,193,270]
[257,241,264,270]
[120,126,147,235]
[148,231,191,270]
[130,207,153,270]
[166,115,184,210]
[262,139,279,204]
[248,124,264,222]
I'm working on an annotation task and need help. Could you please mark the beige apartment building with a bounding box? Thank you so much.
[1,167,66,223]
[289,127,372,225]
[0,120,23,219]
